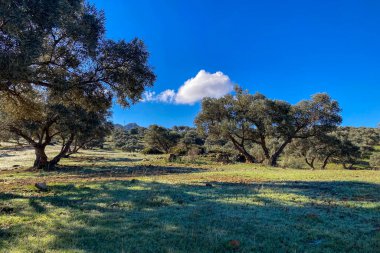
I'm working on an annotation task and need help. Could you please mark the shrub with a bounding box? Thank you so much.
[231,154,246,163]
[187,146,205,156]
[141,147,163,155]
[281,157,306,169]
[369,153,380,169]
[170,144,188,156]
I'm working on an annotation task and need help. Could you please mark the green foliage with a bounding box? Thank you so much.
[287,135,341,169]
[170,143,189,156]
[144,125,180,153]
[112,125,145,152]
[332,131,362,169]
[369,153,380,169]
[141,147,164,155]
[169,129,205,156]
[0,0,155,106]
[181,129,205,147]
[280,156,307,169]
[335,127,380,159]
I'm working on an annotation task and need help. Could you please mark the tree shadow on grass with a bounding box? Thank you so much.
[0,153,15,158]
[69,155,143,163]
[50,164,205,179]
[1,180,379,252]
[207,180,380,202]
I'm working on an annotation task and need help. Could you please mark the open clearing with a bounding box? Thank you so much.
[0,146,379,253]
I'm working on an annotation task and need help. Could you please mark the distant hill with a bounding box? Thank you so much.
[124,123,140,130]
[113,123,142,131]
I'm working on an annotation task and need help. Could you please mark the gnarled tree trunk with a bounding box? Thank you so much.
[265,139,292,167]
[48,134,75,169]
[321,154,332,169]
[305,157,316,170]
[33,144,48,169]
[229,135,256,163]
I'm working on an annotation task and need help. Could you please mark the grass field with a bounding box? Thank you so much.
[0,145,379,253]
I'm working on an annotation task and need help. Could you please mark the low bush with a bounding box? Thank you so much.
[369,153,380,169]
[141,147,163,155]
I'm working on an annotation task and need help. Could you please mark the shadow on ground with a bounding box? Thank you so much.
[48,164,205,179]
[69,155,144,163]
[0,153,15,158]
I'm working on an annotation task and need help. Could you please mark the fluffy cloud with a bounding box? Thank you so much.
[142,70,234,105]
[157,89,176,103]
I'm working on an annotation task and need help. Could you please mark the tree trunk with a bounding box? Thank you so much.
[259,136,271,161]
[243,152,256,163]
[321,154,331,169]
[343,163,355,170]
[229,136,256,163]
[305,157,315,170]
[267,140,292,167]
[33,144,48,169]
[49,134,75,169]
[266,156,279,167]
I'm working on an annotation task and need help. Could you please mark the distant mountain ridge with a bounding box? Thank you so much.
[124,123,140,130]
[114,123,142,131]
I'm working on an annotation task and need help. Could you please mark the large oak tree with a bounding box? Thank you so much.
[0,0,155,169]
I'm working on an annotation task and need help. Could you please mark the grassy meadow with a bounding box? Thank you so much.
[0,144,379,253]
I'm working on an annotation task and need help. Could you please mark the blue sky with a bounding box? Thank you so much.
[91,0,380,128]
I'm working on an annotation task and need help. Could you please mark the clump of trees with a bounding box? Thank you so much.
[334,127,380,159]
[113,125,145,152]
[0,0,155,169]
[194,88,380,169]
[286,132,362,170]
[142,125,204,155]
[117,87,375,170]
[195,87,342,166]
[143,125,180,153]
[111,123,205,157]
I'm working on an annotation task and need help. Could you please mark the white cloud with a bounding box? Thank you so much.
[157,89,176,103]
[141,90,157,102]
[142,70,234,105]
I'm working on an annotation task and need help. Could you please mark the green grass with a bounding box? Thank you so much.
[0,146,379,252]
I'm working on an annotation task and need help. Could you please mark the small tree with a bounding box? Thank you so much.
[181,130,204,147]
[144,125,180,153]
[113,126,130,149]
[287,135,342,169]
[335,140,361,170]
[369,153,380,169]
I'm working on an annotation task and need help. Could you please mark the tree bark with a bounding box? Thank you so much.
[49,134,74,169]
[33,144,48,169]
[343,163,355,170]
[321,154,332,169]
[305,157,315,170]
[229,136,256,163]
[259,135,271,161]
[267,139,292,167]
